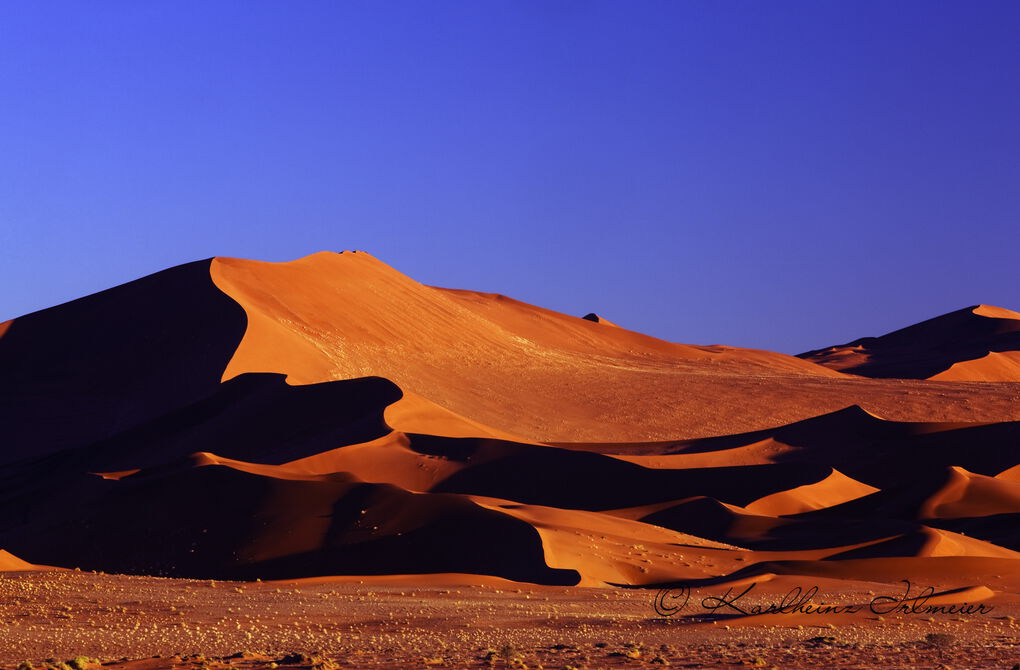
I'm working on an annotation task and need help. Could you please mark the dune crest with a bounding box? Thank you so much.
[974,304,1020,320]
[743,469,878,516]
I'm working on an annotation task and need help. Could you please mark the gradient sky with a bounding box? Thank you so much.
[2,2,1018,354]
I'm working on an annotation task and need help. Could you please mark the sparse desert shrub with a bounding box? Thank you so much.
[926,632,956,648]
[16,663,34,670]
[310,660,338,670]
[486,644,525,667]
[279,652,313,665]
[68,657,93,670]
[926,632,956,660]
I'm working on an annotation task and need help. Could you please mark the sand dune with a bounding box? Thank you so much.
[826,527,1020,560]
[670,556,1020,591]
[604,405,1020,489]
[209,252,861,442]
[210,253,1020,440]
[996,463,1020,482]
[742,468,878,516]
[606,496,789,546]
[932,349,1020,381]
[282,431,834,509]
[2,251,1020,590]
[800,304,1020,381]
[0,549,48,571]
[801,466,1020,521]
[469,495,741,587]
[1,460,580,584]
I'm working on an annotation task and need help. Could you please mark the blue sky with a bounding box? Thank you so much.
[2,1,1018,353]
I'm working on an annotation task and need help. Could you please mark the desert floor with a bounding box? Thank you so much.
[4,570,1020,670]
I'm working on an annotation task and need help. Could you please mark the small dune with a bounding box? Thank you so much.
[743,469,878,516]
[0,549,48,571]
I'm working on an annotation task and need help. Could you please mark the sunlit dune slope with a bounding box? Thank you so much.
[0,549,50,572]
[210,253,1020,440]
[210,252,845,441]
[932,350,1020,381]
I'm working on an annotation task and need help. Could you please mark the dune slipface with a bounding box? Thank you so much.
[0,259,249,465]
[2,251,1020,592]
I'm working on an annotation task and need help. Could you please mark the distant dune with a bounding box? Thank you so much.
[2,251,1020,590]
[799,304,1020,381]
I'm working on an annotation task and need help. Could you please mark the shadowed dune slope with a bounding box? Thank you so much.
[424,438,836,510]
[802,466,1020,522]
[0,461,578,584]
[0,259,248,466]
[60,373,398,474]
[824,527,1020,560]
[799,304,1020,380]
[596,405,1020,489]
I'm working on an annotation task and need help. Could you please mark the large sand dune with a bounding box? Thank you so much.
[2,251,1020,591]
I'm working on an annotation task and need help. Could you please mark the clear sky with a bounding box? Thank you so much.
[2,1,1018,354]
